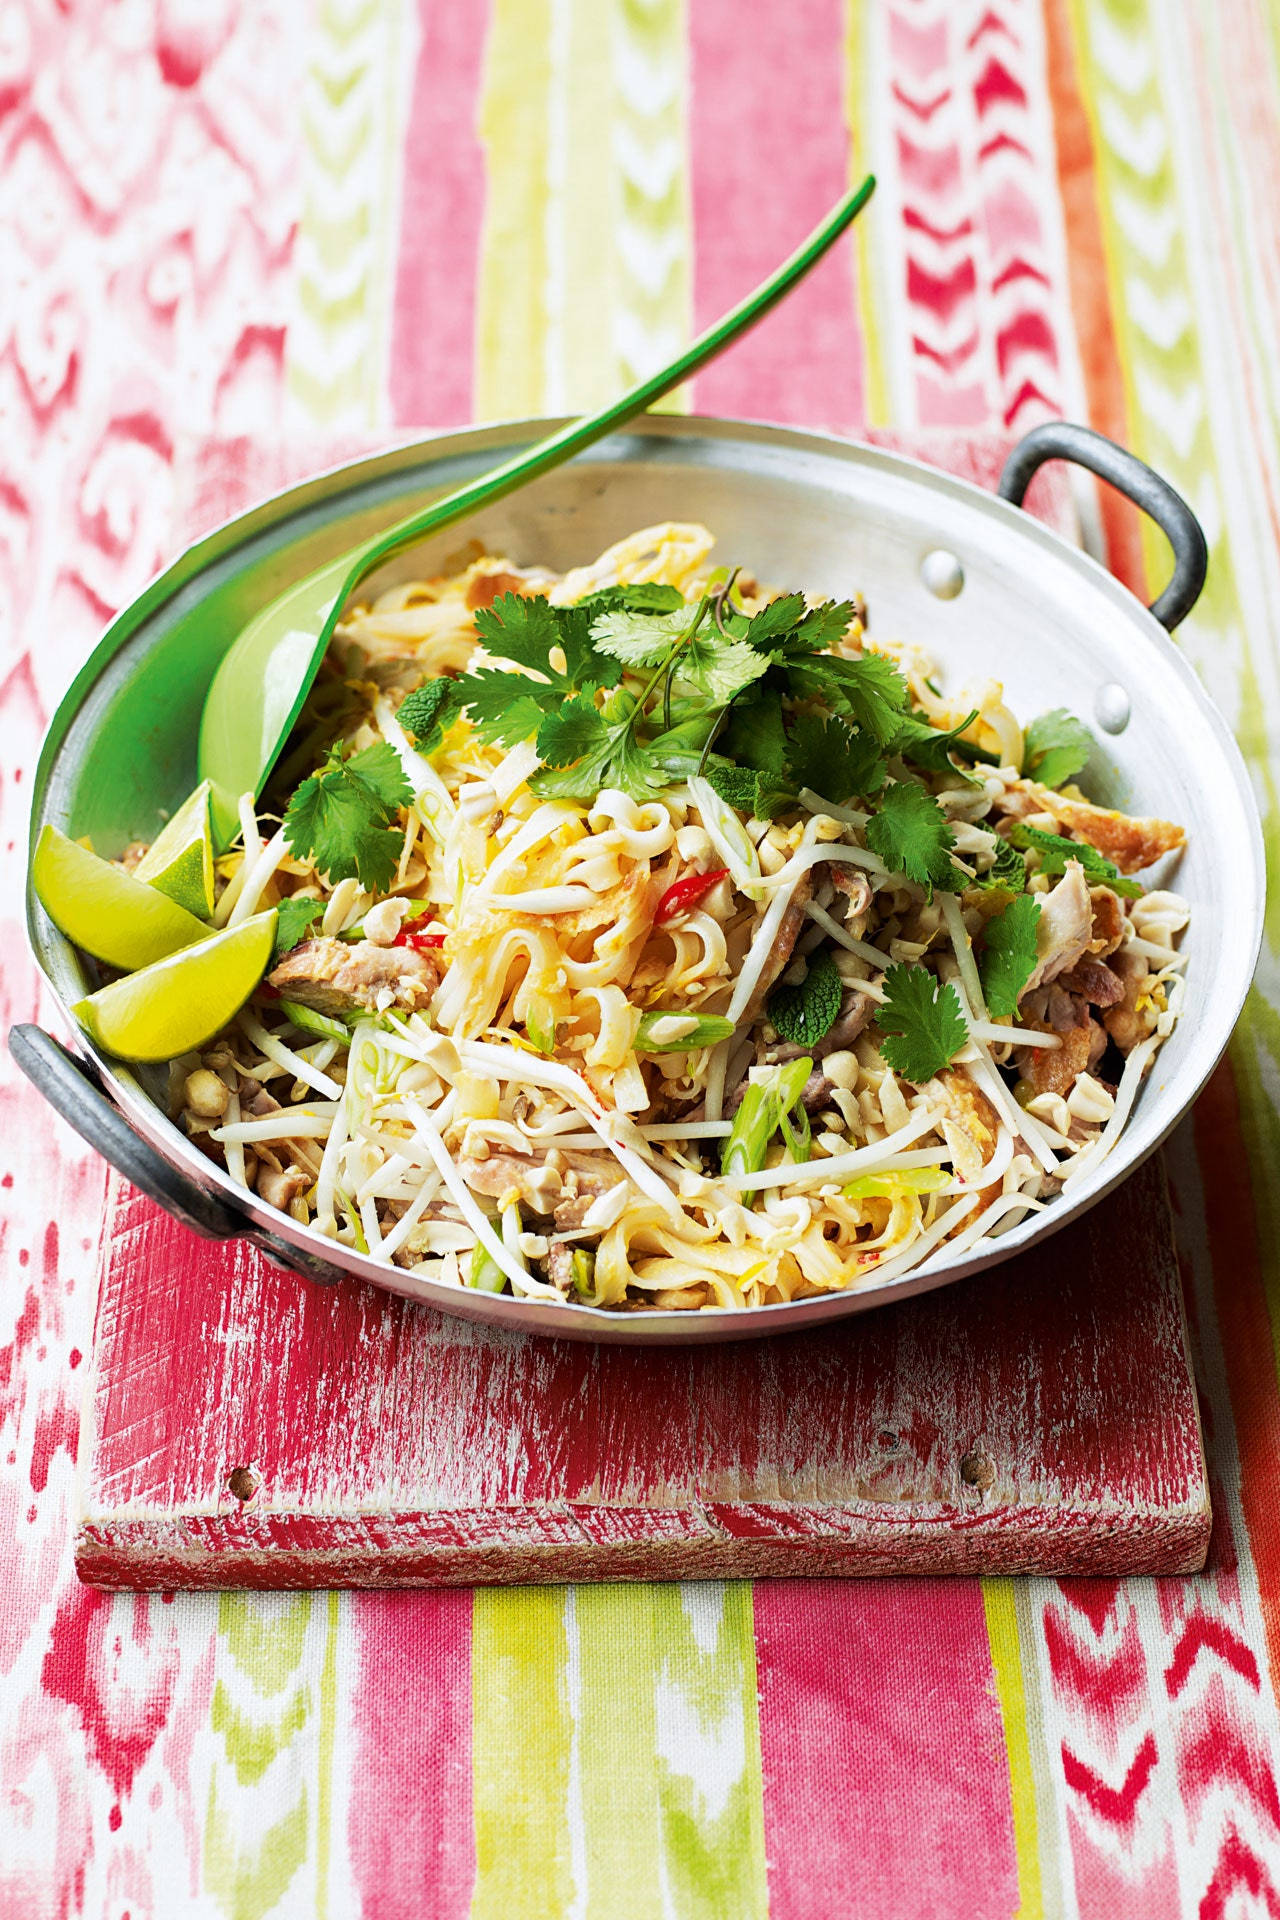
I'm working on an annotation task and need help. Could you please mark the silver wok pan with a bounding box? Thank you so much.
[12,416,1263,1343]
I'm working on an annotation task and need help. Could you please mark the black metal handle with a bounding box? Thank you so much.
[8,1023,347,1285]
[998,421,1207,631]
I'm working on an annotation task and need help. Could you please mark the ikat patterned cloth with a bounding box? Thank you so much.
[3,2,1280,1915]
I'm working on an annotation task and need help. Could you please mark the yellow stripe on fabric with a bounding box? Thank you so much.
[204,1595,314,1918]
[470,1586,575,1919]
[286,0,410,429]
[982,1581,1045,1920]
[843,0,889,426]
[476,0,691,421]
[475,0,555,419]
[316,1592,341,1920]
[571,1583,768,1919]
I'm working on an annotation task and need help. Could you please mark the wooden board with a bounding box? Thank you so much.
[76,1155,1209,1587]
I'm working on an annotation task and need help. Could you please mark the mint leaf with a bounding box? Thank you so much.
[767,950,843,1047]
[979,893,1043,1018]
[271,896,325,962]
[1023,709,1094,790]
[865,781,959,894]
[705,763,794,820]
[397,678,461,752]
[974,837,1028,893]
[1008,822,1142,898]
[876,964,969,1084]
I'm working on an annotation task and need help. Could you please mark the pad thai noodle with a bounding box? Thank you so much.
[144,524,1188,1311]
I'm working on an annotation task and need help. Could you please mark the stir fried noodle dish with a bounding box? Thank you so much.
[151,525,1188,1312]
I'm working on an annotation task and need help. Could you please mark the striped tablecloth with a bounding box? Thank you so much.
[4,3,1279,1913]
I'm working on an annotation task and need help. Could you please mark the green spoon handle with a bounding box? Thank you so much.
[355,173,877,577]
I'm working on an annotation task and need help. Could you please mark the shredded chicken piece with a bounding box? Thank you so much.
[268,938,440,1015]
[1088,887,1127,957]
[1028,786,1185,874]
[1022,861,1092,994]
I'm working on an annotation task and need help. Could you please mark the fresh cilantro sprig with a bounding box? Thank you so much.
[865,781,960,895]
[876,964,969,1084]
[271,896,325,963]
[767,950,844,1048]
[979,894,1043,1019]
[1008,822,1142,898]
[283,741,412,891]
[461,593,622,749]
[1023,709,1094,790]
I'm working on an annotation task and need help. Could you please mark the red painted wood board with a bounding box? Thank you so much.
[76,1155,1209,1588]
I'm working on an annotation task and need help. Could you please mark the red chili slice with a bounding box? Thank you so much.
[393,917,447,951]
[653,868,729,924]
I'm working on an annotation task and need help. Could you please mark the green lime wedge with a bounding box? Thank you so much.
[73,912,277,1061]
[33,824,211,970]
[133,779,215,918]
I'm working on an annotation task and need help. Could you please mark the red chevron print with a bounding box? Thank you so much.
[1045,1606,1148,1713]
[1199,1829,1280,1920]
[1061,1732,1159,1829]
[1166,1615,1262,1699]
[884,0,1071,429]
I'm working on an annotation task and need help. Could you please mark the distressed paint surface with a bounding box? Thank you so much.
[6,2,1280,1914]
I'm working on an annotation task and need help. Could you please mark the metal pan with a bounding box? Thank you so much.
[13,416,1263,1343]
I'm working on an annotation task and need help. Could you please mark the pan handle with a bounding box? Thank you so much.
[8,1023,346,1285]
[997,421,1207,631]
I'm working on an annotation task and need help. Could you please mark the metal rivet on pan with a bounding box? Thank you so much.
[920,549,965,599]
[1094,683,1131,734]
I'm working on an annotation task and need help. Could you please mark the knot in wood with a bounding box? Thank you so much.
[227,1466,258,1503]
[959,1451,995,1493]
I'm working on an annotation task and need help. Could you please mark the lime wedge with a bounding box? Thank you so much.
[133,780,215,918]
[73,912,277,1061]
[33,824,211,970]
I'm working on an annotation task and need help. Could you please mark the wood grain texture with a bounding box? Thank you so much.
[77,1157,1209,1587]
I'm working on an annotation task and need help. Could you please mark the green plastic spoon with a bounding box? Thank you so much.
[198,174,877,837]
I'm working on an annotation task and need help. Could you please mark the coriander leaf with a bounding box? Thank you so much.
[785,650,910,744]
[680,632,771,704]
[876,963,969,1084]
[474,592,620,694]
[397,678,460,752]
[722,688,790,773]
[767,949,843,1047]
[979,893,1043,1019]
[1023,708,1095,790]
[740,593,807,647]
[974,835,1028,893]
[767,598,858,656]
[891,709,982,786]
[344,742,413,812]
[786,711,886,803]
[271,896,325,962]
[528,689,658,802]
[536,694,607,767]
[705,763,794,820]
[589,605,693,667]
[1008,821,1142,898]
[283,743,412,891]
[457,671,546,747]
[578,582,684,615]
[865,781,960,894]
